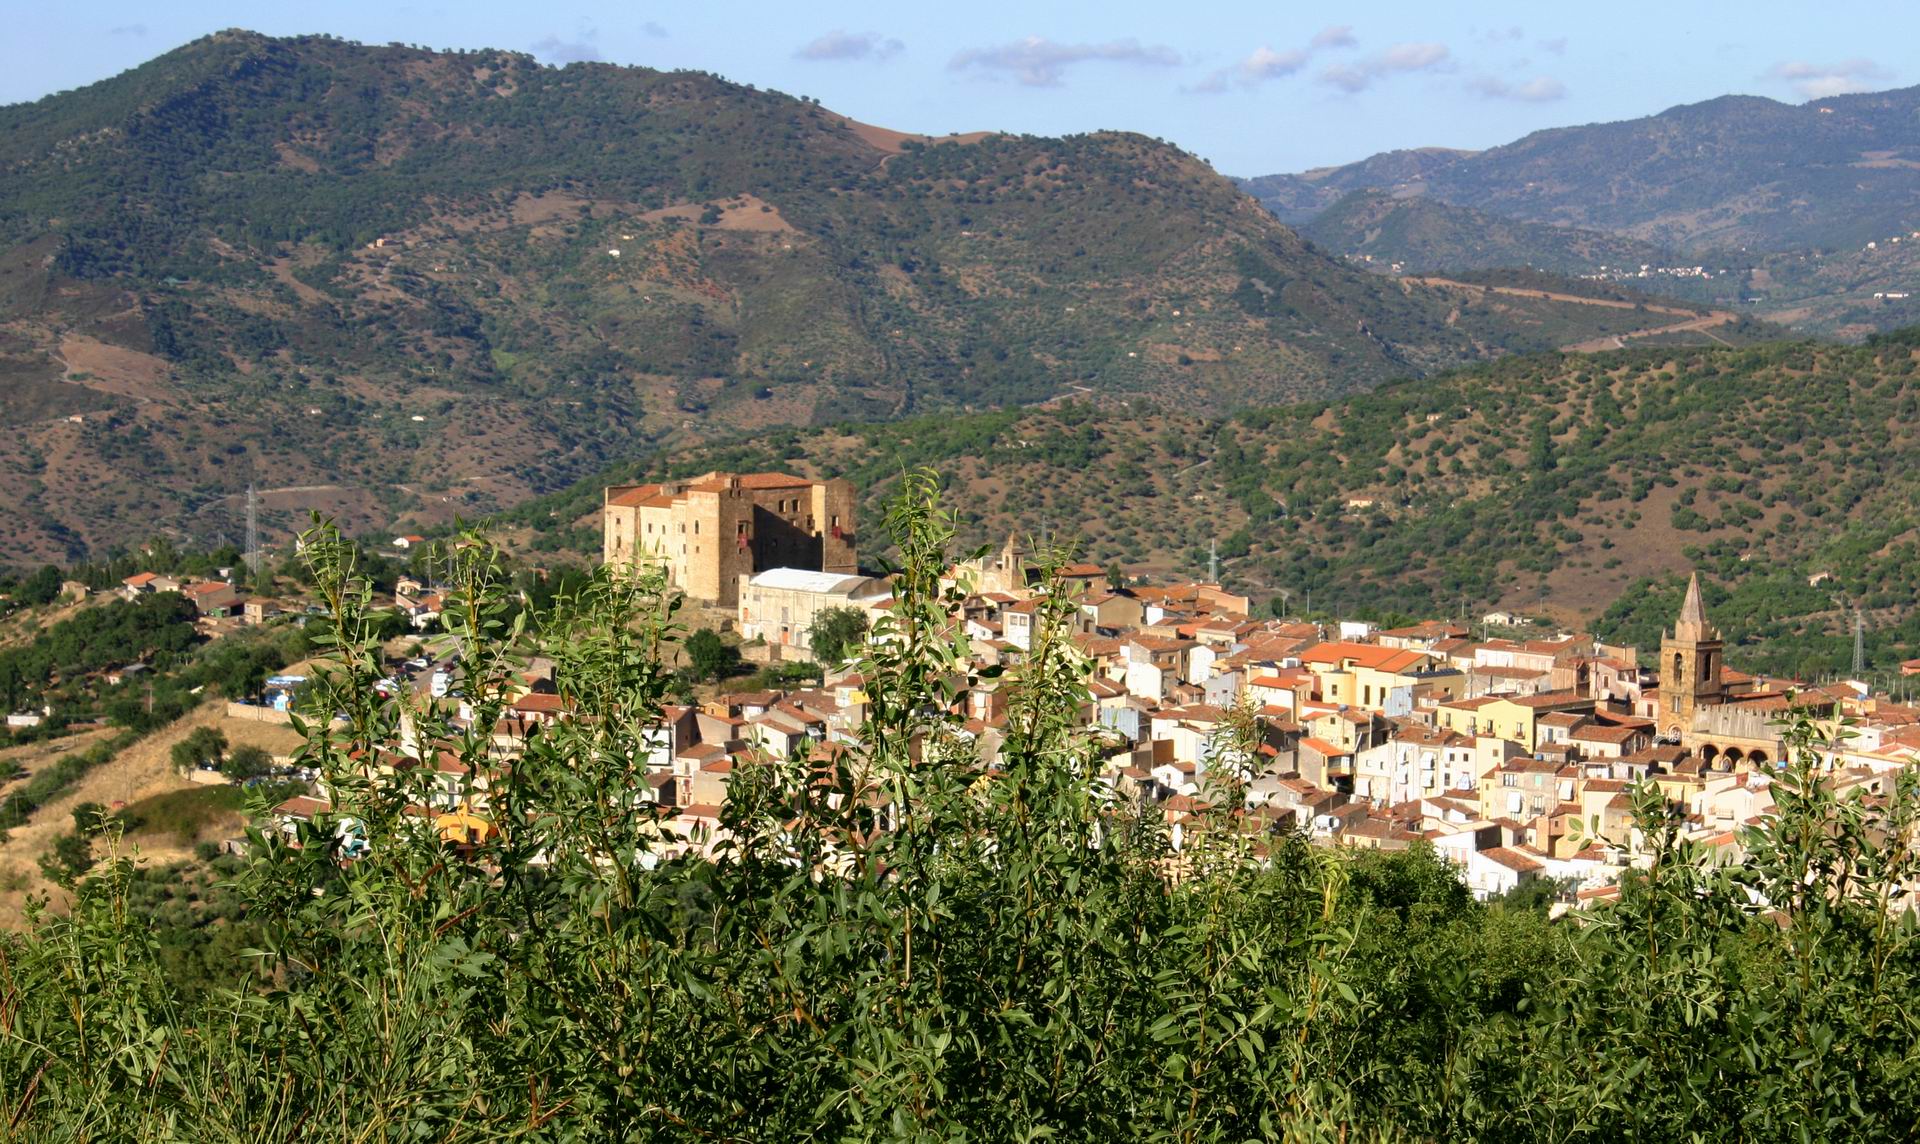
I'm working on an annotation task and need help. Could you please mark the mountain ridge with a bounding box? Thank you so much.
[1241,84,1920,251]
[0,30,1681,563]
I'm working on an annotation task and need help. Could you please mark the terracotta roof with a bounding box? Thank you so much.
[1298,641,1432,673]
[275,795,332,818]
[1480,846,1545,873]
[690,471,813,492]
[1573,724,1643,744]
[512,692,570,713]
[1512,690,1592,709]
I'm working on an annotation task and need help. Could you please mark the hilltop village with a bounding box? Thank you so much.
[251,470,1920,903]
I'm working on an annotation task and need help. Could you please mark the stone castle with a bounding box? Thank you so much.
[602,471,856,606]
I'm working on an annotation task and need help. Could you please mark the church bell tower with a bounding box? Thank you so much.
[1659,572,1724,736]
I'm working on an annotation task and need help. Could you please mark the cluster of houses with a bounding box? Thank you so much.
[120,570,285,626]
[261,475,1920,904]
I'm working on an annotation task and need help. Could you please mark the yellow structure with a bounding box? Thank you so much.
[1658,572,1725,738]
[603,471,857,606]
[1297,642,1457,714]
[1436,691,1594,752]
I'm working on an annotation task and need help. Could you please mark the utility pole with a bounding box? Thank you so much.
[1853,608,1866,678]
[245,483,261,585]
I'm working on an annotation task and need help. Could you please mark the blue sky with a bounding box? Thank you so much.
[2,1,1911,175]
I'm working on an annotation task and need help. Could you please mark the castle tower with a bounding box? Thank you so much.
[1659,572,1724,735]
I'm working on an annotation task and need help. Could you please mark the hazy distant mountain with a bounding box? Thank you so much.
[0,31,1684,562]
[1300,190,1680,277]
[1243,87,1920,251]
[1238,148,1475,226]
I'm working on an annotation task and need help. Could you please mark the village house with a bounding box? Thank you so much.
[121,572,181,599]
[181,580,242,619]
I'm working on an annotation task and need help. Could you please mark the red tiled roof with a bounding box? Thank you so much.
[1300,736,1351,758]
[1480,846,1545,873]
[1298,641,1432,673]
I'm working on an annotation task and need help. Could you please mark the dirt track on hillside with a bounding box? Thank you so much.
[1410,276,1740,351]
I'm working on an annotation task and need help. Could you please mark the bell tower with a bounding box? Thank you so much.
[1659,572,1724,735]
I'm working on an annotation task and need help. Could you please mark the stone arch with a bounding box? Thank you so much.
[1698,742,1720,768]
[1748,749,1769,768]
[1721,747,1744,771]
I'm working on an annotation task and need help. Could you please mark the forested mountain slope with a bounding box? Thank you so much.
[524,333,1920,678]
[0,31,1672,564]
[1300,190,1682,278]
[1243,86,1920,251]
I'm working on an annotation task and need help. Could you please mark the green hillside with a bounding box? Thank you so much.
[1302,190,1683,279]
[522,333,1920,679]
[0,31,1720,565]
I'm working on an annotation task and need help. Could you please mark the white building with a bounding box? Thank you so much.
[736,568,889,654]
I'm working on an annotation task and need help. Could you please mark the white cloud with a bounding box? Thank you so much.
[1189,25,1355,94]
[1537,37,1568,56]
[1468,74,1568,102]
[797,30,905,62]
[1767,58,1891,100]
[1379,42,1450,71]
[1310,25,1357,51]
[1318,41,1452,93]
[532,32,601,64]
[949,37,1181,88]
[641,22,668,39]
